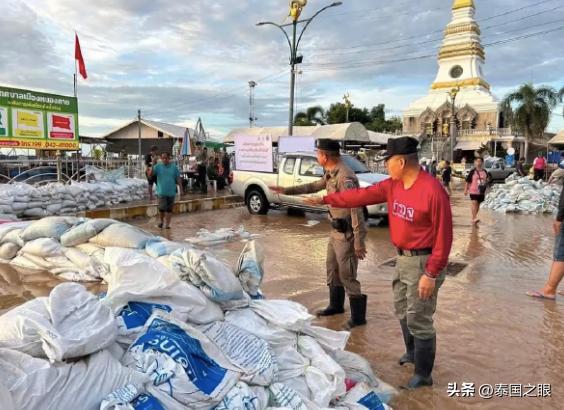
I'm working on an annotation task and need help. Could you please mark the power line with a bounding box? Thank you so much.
[314,0,560,52]
[306,18,564,68]
[310,4,564,59]
[301,25,564,72]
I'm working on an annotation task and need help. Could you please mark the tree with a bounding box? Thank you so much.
[559,86,564,116]
[500,83,559,161]
[294,105,326,126]
[326,103,370,124]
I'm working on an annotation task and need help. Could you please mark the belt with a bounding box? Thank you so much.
[397,248,432,257]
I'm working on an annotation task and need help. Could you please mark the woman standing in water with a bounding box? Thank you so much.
[464,157,490,225]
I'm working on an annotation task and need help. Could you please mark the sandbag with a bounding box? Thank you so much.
[0,283,117,362]
[236,241,265,298]
[169,248,246,304]
[0,243,20,260]
[20,237,63,258]
[200,321,278,386]
[60,218,116,247]
[250,299,314,332]
[122,312,240,409]
[268,383,309,410]
[104,248,223,344]
[0,349,148,410]
[145,239,190,258]
[100,384,167,410]
[2,229,25,247]
[91,224,154,249]
[21,216,78,241]
[337,382,391,410]
[298,336,346,407]
[225,309,297,351]
[215,382,269,410]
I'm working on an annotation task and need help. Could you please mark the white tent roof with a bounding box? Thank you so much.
[101,119,192,140]
[224,122,370,144]
[367,131,403,145]
[548,130,564,146]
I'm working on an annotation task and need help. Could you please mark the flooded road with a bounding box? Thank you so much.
[1,189,562,409]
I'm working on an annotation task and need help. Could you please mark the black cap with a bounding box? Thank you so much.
[383,137,419,159]
[316,139,341,152]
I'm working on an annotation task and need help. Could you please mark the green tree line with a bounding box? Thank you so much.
[293,103,402,133]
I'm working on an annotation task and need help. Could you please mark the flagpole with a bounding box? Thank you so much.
[74,32,78,98]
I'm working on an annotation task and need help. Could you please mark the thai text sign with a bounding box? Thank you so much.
[0,85,79,150]
[234,135,273,172]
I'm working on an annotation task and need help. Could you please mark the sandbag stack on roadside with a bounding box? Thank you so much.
[0,217,396,410]
[482,174,562,214]
[0,178,147,219]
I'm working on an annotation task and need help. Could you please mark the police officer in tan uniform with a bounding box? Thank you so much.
[271,139,368,328]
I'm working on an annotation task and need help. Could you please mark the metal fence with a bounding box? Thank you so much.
[0,158,144,185]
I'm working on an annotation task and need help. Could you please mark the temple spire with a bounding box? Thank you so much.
[452,0,475,10]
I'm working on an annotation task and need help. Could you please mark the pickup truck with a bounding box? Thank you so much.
[461,157,515,182]
[231,152,389,219]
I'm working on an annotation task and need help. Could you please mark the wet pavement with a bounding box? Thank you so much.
[1,186,563,409]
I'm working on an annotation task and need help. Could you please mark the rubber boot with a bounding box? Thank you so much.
[398,319,414,366]
[316,286,345,317]
[344,294,367,329]
[406,336,436,389]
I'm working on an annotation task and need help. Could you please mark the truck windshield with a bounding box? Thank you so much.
[342,155,371,174]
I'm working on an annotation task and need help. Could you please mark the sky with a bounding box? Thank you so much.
[1,0,563,139]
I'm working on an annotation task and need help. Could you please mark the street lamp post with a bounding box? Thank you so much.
[448,87,460,162]
[258,1,343,136]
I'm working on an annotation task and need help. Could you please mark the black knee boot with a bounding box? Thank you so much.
[399,319,414,365]
[407,335,436,388]
[345,294,367,329]
[316,286,345,317]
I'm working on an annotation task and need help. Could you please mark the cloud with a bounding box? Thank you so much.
[1,0,562,138]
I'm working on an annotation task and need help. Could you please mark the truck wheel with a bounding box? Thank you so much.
[246,189,269,215]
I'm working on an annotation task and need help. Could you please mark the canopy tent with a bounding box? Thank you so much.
[548,130,564,146]
[223,122,370,144]
[367,131,401,146]
[455,140,483,151]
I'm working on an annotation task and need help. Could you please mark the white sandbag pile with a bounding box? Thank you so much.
[0,178,147,218]
[0,218,397,409]
[481,175,562,214]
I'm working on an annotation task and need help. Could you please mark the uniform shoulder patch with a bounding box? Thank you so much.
[341,177,358,190]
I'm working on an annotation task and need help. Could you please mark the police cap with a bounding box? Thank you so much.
[316,139,341,152]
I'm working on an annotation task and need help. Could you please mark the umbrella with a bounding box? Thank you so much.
[181,128,191,156]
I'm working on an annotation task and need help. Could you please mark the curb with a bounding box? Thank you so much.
[80,195,243,221]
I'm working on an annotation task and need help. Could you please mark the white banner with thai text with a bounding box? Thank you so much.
[234,135,273,172]
[278,136,316,153]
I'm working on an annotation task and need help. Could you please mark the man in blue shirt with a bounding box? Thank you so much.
[148,152,182,229]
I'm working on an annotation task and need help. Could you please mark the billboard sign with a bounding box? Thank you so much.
[0,85,79,150]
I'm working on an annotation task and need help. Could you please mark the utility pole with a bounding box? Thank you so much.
[137,109,142,173]
[257,1,343,137]
[248,81,257,128]
[343,93,352,123]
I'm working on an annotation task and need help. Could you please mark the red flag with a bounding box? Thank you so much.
[75,33,87,80]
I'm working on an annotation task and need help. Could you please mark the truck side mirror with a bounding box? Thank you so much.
[313,166,324,177]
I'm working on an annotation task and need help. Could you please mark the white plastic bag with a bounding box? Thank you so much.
[20,237,63,257]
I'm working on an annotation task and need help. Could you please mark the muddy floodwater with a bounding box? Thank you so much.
[1,189,563,409]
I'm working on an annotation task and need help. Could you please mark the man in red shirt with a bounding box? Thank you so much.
[306,137,453,389]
